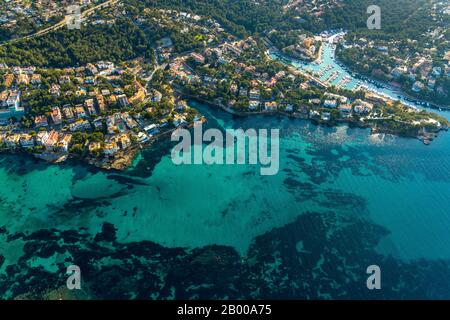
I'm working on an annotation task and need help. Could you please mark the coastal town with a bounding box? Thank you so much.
[0,59,201,169]
[3,0,450,303]
[0,0,106,43]
[336,1,450,106]
[0,1,449,170]
[170,37,448,142]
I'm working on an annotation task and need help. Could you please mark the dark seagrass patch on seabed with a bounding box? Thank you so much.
[2,211,450,300]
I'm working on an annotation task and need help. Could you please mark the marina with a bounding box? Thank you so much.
[270,33,449,118]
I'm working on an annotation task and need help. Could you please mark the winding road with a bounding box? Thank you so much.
[0,0,120,47]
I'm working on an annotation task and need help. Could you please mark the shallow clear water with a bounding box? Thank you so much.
[1,101,450,299]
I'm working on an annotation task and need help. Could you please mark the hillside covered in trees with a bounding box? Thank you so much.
[0,0,448,69]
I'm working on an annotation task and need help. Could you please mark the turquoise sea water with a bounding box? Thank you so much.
[2,41,450,297]
[2,102,450,260]
[1,100,450,299]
